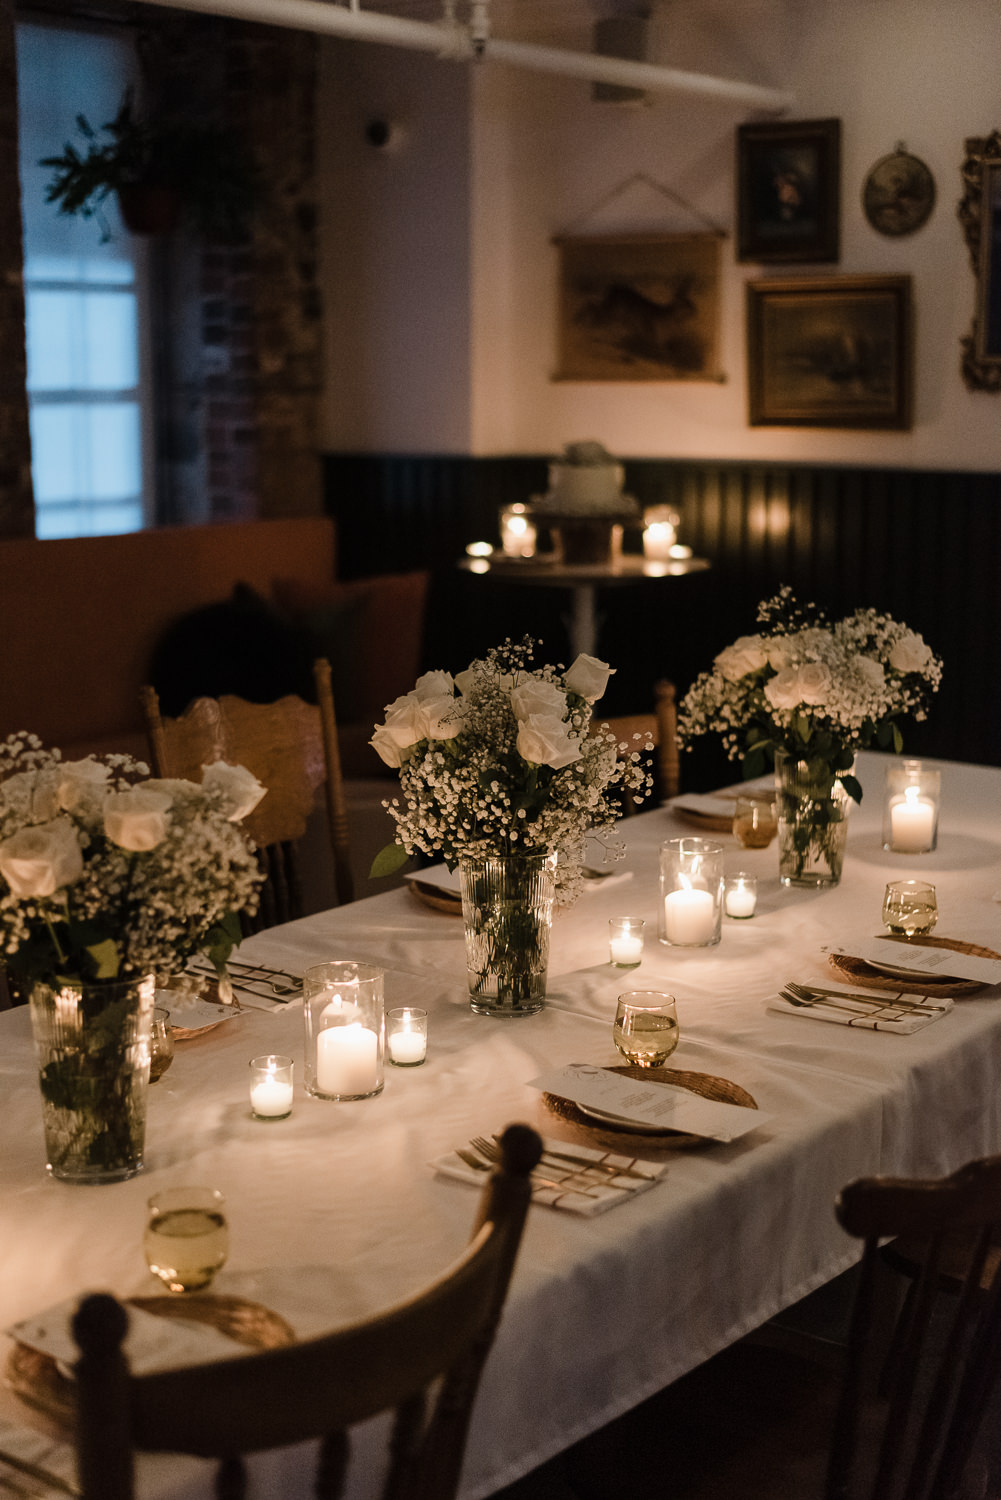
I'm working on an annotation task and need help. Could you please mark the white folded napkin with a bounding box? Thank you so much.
[432,1137,666,1216]
[0,1414,77,1497]
[670,793,735,819]
[767,987,953,1034]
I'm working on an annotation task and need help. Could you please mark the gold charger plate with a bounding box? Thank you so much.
[408,880,463,916]
[828,936,1001,997]
[543,1065,757,1151]
[671,806,736,834]
[6,1294,295,1428]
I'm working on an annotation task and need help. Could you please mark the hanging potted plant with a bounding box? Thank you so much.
[40,88,260,244]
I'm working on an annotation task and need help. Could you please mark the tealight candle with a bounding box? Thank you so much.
[249,1055,294,1119]
[609,917,645,968]
[387,1007,428,1066]
[725,874,757,919]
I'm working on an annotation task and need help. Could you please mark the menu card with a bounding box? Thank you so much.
[528,1063,765,1143]
[824,940,1001,986]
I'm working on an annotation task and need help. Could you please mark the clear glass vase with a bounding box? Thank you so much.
[459,853,557,1017]
[775,752,854,888]
[28,974,156,1184]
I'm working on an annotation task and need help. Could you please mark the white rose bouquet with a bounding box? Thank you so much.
[0,734,266,990]
[370,639,651,902]
[678,588,942,796]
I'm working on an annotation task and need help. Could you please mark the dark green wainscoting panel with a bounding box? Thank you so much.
[324,454,1001,776]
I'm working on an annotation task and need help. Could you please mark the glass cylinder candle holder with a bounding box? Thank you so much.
[641,506,679,562]
[303,963,385,1101]
[387,1007,428,1067]
[659,838,723,947]
[249,1054,294,1119]
[882,760,941,854]
[725,874,757,919]
[608,917,645,968]
[499,503,538,558]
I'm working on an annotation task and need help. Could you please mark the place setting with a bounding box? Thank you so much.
[434,988,764,1213]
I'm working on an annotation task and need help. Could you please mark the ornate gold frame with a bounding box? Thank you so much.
[957,130,1001,392]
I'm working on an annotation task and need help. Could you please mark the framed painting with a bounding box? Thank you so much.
[957,130,1001,391]
[736,118,841,263]
[553,233,723,383]
[746,275,912,429]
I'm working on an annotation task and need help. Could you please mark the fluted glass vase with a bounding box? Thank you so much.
[775,752,854,889]
[459,853,557,1017]
[28,974,156,1184]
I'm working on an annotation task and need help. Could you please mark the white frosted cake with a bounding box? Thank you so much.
[543,441,637,519]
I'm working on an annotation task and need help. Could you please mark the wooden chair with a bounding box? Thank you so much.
[593,679,679,810]
[141,657,353,925]
[559,1156,1001,1500]
[72,1124,542,1500]
[827,1154,1001,1500]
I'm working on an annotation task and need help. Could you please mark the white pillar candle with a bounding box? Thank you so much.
[663,887,716,944]
[642,521,676,561]
[388,1029,426,1065]
[725,877,757,919]
[500,508,537,557]
[316,1023,379,1096]
[890,788,936,853]
[250,1073,294,1118]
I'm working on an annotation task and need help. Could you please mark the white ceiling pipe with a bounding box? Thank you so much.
[123,0,793,113]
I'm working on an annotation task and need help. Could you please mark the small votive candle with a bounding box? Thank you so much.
[249,1054,294,1119]
[642,506,678,562]
[500,504,538,558]
[609,917,645,968]
[387,1007,428,1066]
[882,760,941,854]
[725,874,757,919]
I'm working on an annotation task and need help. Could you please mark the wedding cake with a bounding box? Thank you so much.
[536,441,638,564]
[544,441,637,519]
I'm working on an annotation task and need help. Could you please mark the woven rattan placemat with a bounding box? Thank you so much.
[543,1065,757,1152]
[7,1294,295,1428]
[828,935,1001,997]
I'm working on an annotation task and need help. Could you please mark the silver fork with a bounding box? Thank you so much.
[489,1133,652,1181]
[784,980,947,1013]
[469,1137,627,1194]
[456,1148,602,1199]
[779,987,922,1023]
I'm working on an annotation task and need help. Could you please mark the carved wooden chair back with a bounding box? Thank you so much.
[593,679,679,812]
[141,658,353,926]
[830,1152,1001,1500]
[72,1125,542,1500]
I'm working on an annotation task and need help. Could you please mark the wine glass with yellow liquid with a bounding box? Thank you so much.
[613,992,679,1068]
[143,1187,229,1293]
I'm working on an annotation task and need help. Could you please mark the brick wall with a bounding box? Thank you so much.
[0,0,34,538]
[0,2,322,537]
[146,10,323,525]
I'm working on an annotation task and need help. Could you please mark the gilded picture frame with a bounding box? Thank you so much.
[746,275,912,430]
[957,130,1001,392]
[736,118,841,264]
[553,233,723,383]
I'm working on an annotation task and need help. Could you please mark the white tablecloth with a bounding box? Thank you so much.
[2,750,1000,1498]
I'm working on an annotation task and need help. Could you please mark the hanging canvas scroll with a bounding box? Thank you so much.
[553,231,724,383]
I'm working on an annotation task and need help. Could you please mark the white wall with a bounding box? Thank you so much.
[319,0,1001,470]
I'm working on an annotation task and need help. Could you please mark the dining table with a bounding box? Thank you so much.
[2,749,1001,1499]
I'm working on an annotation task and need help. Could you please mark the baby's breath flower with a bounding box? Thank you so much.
[373,639,651,903]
